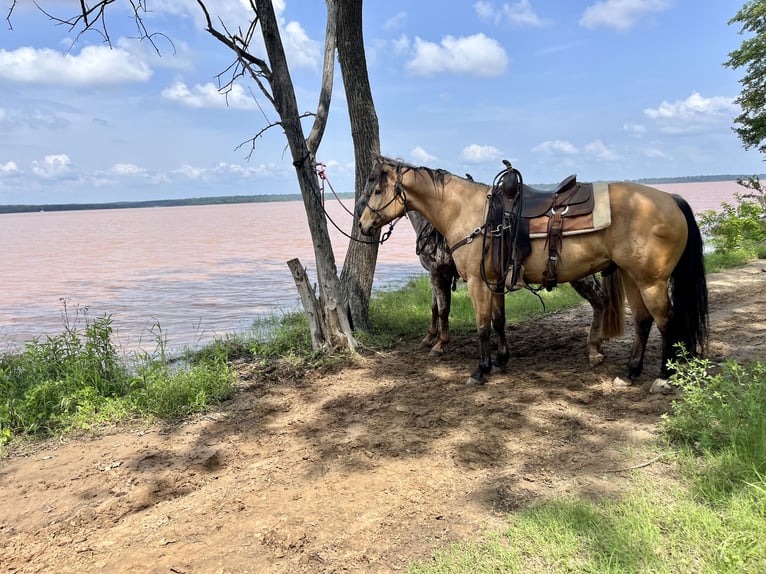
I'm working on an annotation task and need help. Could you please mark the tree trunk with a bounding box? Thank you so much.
[255,0,355,350]
[336,0,382,331]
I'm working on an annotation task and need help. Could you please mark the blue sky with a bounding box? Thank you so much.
[0,0,762,205]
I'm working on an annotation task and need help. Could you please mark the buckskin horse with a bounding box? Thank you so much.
[359,156,708,386]
[408,210,612,367]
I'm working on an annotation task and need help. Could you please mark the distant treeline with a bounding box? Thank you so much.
[1,174,761,214]
[632,174,764,185]
[0,192,356,215]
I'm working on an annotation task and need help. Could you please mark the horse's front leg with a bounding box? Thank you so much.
[491,292,509,371]
[467,280,493,386]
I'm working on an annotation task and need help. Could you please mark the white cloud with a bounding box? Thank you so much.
[0,161,20,176]
[644,91,735,120]
[460,144,504,163]
[109,163,149,177]
[644,147,671,159]
[174,164,206,180]
[579,0,670,31]
[161,81,259,110]
[532,140,578,155]
[115,36,193,70]
[0,46,152,85]
[410,146,438,164]
[148,1,317,69]
[623,122,647,135]
[385,11,408,30]
[149,0,256,29]
[476,0,548,27]
[169,161,279,182]
[584,139,620,160]
[31,154,72,178]
[283,21,321,69]
[643,91,736,134]
[0,106,70,131]
[392,34,411,56]
[406,33,508,77]
[475,1,495,20]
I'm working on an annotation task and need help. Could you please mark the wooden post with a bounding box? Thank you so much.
[287,258,325,351]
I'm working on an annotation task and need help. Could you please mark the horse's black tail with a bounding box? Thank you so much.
[669,195,709,355]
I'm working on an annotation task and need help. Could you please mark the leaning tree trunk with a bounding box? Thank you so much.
[336,0,382,331]
[255,0,355,350]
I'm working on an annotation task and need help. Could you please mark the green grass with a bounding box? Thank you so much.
[0,312,235,445]
[408,349,766,574]
[409,482,766,573]
[704,248,762,273]
[361,275,584,348]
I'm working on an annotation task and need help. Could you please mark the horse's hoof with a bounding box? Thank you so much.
[466,375,486,387]
[650,378,677,395]
[612,376,633,387]
[589,353,605,367]
[491,363,507,374]
[428,348,443,358]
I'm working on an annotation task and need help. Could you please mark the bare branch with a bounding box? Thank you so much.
[306,0,337,156]
[6,0,18,31]
[17,0,172,54]
[234,111,314,161]
[195,0,277,114]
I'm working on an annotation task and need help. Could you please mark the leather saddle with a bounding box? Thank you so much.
[519,176,594,219]
[489,165,596,291]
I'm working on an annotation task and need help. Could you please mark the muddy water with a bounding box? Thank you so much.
[0,181,743,353]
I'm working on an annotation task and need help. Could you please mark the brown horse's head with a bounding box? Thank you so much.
[358,157,408,236]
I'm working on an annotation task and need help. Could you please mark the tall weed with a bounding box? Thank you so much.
[662,352,766,500]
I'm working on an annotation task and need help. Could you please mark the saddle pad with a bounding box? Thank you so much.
[528,182,611,238]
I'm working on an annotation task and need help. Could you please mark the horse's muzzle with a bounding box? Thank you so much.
[358,218,376,237]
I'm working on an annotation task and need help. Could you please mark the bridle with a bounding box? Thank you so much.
[357,161,411,244]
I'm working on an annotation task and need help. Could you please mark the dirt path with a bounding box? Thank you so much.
[2,261,765,574]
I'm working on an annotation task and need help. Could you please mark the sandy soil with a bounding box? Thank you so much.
[2,260,765,574]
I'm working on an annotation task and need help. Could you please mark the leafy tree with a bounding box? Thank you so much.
[726,0,766,156]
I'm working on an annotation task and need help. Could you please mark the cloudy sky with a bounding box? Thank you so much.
[0,0,762,205]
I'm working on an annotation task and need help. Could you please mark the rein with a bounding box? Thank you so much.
[316,161,400,246]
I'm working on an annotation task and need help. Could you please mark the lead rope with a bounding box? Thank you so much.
[313,161,396,245]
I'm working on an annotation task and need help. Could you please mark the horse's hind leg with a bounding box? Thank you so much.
[623,276,655,380]
[420,287,440,351]
[571,275,606,366]
[422,269,453,356]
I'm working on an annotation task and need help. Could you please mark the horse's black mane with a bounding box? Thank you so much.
[378,155,478,189]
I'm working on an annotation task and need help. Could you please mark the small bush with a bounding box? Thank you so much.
[662,352,766,499]
[0,310,235,444]
[700,176,766,255]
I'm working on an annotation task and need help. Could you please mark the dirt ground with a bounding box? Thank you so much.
[2,261,765,574]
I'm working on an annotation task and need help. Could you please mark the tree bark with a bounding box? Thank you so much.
[255,0,355,351]
[336,0,382,331]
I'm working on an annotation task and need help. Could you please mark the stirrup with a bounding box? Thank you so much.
[505,264,526,292]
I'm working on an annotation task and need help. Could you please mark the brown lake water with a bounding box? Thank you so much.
[0,181,744,354]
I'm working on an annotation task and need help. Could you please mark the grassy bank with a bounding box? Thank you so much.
[2,262,765,572]
[0,275,581,447]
